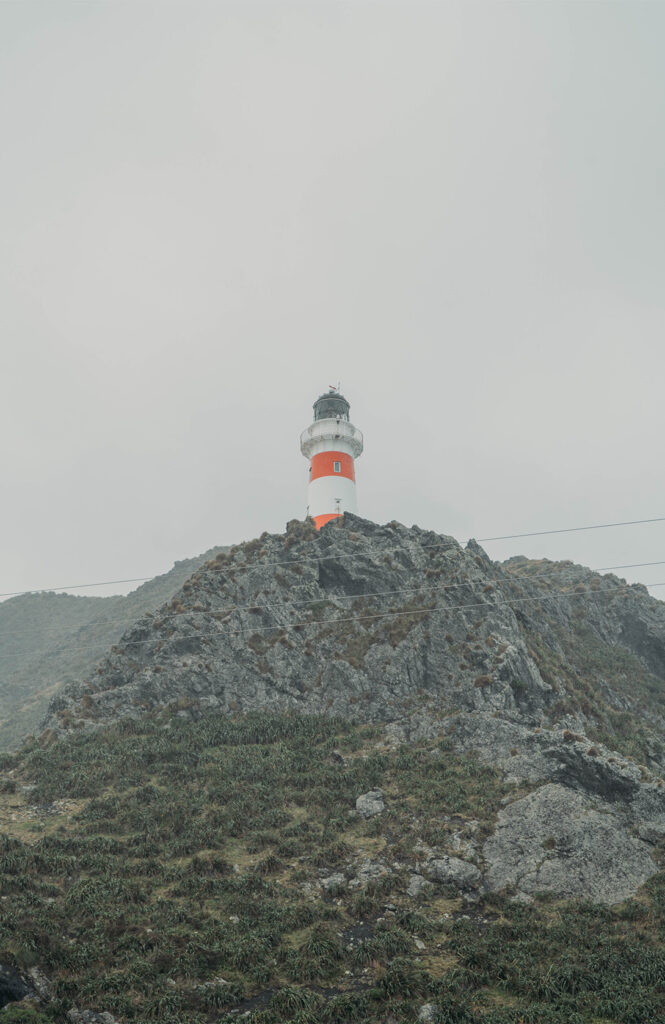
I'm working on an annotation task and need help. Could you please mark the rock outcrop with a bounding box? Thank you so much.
[0,963,35,1008]
[483,783,657,903]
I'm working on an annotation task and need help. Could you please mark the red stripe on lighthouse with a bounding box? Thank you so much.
[313,512,342,529]
[310,451,355,483]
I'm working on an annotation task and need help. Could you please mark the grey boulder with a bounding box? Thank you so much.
[320,872,346,892]
[483,782,657,904]
[407,874,433,898]
[355,789,385,818]
[423,855,483,890]
[67,1011,119,1024]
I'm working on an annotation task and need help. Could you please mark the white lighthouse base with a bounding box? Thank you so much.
[307,474,358,520]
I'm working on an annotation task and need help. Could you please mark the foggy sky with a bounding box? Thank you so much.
[2,2,665,601]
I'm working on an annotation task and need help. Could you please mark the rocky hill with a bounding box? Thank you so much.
[41,515,665,906]
[1,514,665,1023]
[0,547,224,750]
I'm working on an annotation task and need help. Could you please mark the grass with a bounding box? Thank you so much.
[0,712,664,1023]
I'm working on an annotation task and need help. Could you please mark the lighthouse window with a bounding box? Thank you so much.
[333,461,341,473]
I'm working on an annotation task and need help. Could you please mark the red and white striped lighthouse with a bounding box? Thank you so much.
[300,389,364,530]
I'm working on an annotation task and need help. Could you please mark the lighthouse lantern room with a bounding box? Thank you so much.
[300,389,364,529]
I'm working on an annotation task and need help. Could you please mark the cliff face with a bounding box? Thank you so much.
[0,547,225,749]
[41,515,665,905]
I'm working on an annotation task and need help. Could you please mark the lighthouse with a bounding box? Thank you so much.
[300,389,364,529]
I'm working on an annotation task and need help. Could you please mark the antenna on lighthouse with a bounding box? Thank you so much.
[299,388,364,530]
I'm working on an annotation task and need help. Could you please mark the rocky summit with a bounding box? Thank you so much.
[3,515,665,1024]
[41,514,665,907]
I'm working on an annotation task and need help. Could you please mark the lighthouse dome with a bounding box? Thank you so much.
[313,392,350,421]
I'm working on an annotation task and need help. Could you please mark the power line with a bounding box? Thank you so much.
[2,557,664,646]
[477,516,665,543]
[16,578,662,762]
[0,576,157,600]
[2,577,660,663]
[3,513,665,601]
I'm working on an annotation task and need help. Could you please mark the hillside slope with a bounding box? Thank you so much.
[1,711,665,1023]
[0,547,224,750]
[1,515,665,1021]
[41,515,665,907]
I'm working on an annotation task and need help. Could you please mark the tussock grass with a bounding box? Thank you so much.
[0,712,664,1022]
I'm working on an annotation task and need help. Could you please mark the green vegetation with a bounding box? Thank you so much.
[0,547,225,751]
[0,712,664,1022]
[1,1009,51,1024]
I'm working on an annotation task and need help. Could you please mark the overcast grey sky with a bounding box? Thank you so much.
[2,1,665,600]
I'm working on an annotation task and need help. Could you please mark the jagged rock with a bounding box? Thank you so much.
[628,783,665,832]
[348,857,389,888]
[637,822,665,844]
[26,966,50,1000]
[444,712,556,783]
[355,789,385,818]
[42,517,665,779]
[448,825,478,857]
[40,518,551,734]
[483,783,657,904]
[407,874,433,898]
[320,872,346,891]
[0,964,35,1007]
[423,855,483,891]
[67,1010,118,1024]
[385,713,442,744]
[443,711,658,805]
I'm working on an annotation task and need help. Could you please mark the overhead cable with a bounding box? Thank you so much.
[2,558,664,644]
[0,577,660,662]
[477,515,665,543]
[3,513,665,600]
